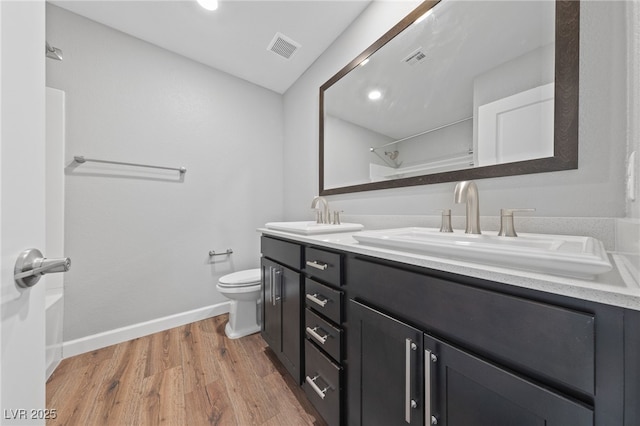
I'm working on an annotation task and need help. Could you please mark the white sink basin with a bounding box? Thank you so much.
[353,227,613,279]
[265,221,364,235]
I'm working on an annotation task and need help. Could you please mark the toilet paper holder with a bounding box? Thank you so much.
[209,249,233,257]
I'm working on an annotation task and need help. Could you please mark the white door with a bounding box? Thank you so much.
[0,1,48,424]
[477,83,555,166]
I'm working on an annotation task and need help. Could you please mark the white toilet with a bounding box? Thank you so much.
[216,268,262,339]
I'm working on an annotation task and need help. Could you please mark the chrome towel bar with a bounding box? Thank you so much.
[73,156,186,174]
[209,249,233,257]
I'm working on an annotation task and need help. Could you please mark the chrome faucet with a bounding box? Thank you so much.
[454,181,481,234]
[311,196,330,224]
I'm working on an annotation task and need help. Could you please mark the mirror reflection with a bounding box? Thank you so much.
[322,0,564,193]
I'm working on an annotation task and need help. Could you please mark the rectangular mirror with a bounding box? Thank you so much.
[320,0,579,195]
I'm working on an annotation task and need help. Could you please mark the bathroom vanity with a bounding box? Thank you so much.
[259,230,640,426]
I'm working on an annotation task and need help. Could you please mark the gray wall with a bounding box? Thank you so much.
[627,0,640,220]
[46,5,284,341]
[324,114,393,188]
[283,1,628,220]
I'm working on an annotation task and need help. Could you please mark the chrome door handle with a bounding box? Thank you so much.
[306,374,331,400]
[306,293,328,307]
[306,260,328,271]
[269,266,275,306]
[306,326,329,345]
[14,248,71,288]
[274,268,282,303]
[406,339,417,423]
[425,349,438,425]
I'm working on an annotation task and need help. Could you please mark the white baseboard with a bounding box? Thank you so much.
[62,301,231,359]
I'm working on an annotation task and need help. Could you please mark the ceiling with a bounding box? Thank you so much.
[50,0,372,94]
[325,0,555,139]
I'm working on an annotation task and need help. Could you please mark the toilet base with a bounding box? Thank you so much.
[224,321,261,339]
[224,298,261,339]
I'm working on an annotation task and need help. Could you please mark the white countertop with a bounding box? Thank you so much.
[258,228,640,311]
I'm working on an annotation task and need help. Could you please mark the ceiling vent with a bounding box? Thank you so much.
[403,47,427,66]
[267,32,300,60]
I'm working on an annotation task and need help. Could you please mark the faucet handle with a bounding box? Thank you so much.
[498,208,535,237]
[332,210,343,225]
[434,209,453,233]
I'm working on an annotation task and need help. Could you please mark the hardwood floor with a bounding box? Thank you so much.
[46,315,326,425]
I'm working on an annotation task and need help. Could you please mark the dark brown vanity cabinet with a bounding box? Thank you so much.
[348,300,593,425]
[261,237,303,384]
[345,255,636,426]
[260,234,637,425]
[261,235,346,425]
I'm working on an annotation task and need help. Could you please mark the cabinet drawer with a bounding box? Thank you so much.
[306,308,342,362]
[305,278,343,323]
[305,247,342,286]
[261,236,302,270]
[304,340,341,426]
[348,257,596,396]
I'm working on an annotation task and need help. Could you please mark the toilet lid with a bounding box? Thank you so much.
[218,268,261,287]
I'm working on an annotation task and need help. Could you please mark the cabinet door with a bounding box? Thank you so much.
[348,300,424,426]
[280,265,301,383]
[261,258,302,383]
[261,258,281,353]
[424,334,594,426]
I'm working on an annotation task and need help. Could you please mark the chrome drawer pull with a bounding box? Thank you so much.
[306,293,328,307]
[306,260,328,271]
[306,375,331,400]
[306,326,329,345]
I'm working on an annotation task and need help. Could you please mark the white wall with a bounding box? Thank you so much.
[283,1,628,220]
[627,0,640,220]
[45,87,65,294]
[46,5,284,342]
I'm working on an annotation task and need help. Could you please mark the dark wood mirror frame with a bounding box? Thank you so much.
[319,0,579,196]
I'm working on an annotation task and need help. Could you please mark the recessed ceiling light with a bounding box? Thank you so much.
[368,90,382,101]
[197,0,218,11]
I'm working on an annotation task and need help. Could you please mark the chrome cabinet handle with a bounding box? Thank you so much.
[269,266,275,306]
[14,248,71,288]
[306,326,329,345]
[425,349,438,425]
[306,375,331,400]
[306,260,328,271]
[274,268,282,303]
[406,339,417,423]
[306,293,328,307]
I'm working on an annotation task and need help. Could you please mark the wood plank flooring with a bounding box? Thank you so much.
[46,315,326,426]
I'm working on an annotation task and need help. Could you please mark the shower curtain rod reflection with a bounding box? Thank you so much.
[73,156,187,174]
[370,116,473,152]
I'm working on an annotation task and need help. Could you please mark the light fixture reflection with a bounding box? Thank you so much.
[360,58,370,67]
[368,90,382,101]
[414,8,433,25]
[197,0,218,11]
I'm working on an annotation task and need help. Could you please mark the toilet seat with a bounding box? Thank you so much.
[218,268,261,288]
